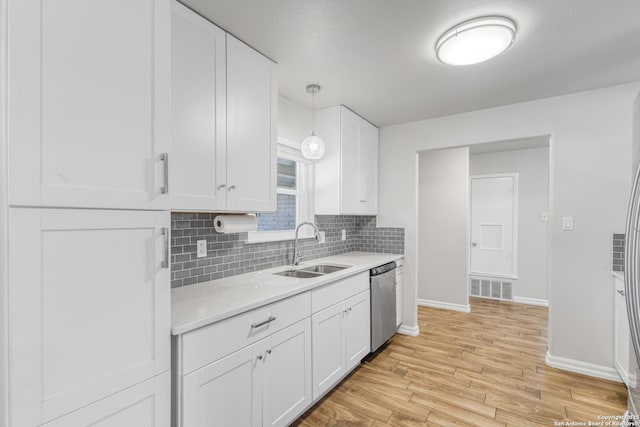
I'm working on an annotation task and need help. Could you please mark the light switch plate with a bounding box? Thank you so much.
[341,230,346,241]
[562,216,574,231]
[196,240,207,258]
[317,231,326,244]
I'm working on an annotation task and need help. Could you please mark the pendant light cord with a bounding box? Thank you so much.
[311,90,316,134]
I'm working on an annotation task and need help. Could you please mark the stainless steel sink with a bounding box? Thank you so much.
[273,264,350,279]
[299,264,350,274]
[273,270,323,279]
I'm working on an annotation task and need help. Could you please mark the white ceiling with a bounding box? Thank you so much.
[181,0,640,127]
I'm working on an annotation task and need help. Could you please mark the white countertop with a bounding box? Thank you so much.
[171,251,403,335]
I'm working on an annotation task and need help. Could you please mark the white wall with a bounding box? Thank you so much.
[470,146,549,302]
[278,95,311,145]
[418,147,469,309]
[379,82,640,369]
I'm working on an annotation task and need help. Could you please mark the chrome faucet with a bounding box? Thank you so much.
[292,221,321,266]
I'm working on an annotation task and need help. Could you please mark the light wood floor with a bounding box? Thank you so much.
[294,297,627,426]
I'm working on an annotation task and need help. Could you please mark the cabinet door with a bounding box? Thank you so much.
[614,278,631,385]
[263,318,312,427]
[226,35,277,212]
[8,208,171,426]
[396,267,404,328]
[182,341,267,427]
[344,290,371,372]
[340,107,363,214]
[43,372,170,427]
[359,120,379,215]
[8,0,170,210]
[311,302,346,400]
[171,2,226,211]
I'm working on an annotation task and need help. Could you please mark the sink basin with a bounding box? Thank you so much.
[273,264,351,279]
[299,264,350,274]
[273,270,323,279]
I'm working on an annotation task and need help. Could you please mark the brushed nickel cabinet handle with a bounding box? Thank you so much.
[160,153,169,194]
[618,289,626,296]
[228,185,236,192]
[217,184,226,190]
[161,228,169,269]
[251,315,276,329]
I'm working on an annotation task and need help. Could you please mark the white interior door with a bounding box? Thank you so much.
[470,174,518,278]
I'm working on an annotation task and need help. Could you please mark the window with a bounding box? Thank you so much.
[257,158,299,231]
[248,143,314,243]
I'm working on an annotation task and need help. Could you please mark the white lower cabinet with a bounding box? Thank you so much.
[263,319,313,427]
[311,274,371,401]
[8,208,170,426]
[176,273,373,426]
[311,302,346,399]
[344,291,372,372]
[177,296,312,427]
[183,341,265,427]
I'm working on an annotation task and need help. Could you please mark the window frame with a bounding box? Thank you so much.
[247,138,315,243]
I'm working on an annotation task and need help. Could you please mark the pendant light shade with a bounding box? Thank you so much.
[301,84,325,160]
[436,16,516,66]
[301,132,325,159]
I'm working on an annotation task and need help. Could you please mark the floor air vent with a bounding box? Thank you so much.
[469,276,514,301]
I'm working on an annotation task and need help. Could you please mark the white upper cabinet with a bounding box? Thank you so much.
[226,35,278,213]
[8,208,171,426]
[8,0,171,210]
[171,2,226,211]
[315,106,379,215]
[170,6,277,213]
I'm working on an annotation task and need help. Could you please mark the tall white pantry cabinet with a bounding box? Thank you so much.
[2,0,173,425]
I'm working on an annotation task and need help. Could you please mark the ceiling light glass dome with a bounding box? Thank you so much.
[436,16,516,66]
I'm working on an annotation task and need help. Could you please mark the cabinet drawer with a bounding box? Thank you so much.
[182,292,311,374]
[312,272,369,314]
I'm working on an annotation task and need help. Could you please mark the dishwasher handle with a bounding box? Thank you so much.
[370,261,396,276]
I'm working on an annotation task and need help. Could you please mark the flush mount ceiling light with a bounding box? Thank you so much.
[436,16,516,66]
[301,84,326,160]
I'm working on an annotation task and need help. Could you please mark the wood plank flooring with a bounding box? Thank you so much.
[294,297,627,426]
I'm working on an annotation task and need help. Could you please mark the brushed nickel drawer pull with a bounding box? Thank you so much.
[251,315,276,329]
[618,289,626,296]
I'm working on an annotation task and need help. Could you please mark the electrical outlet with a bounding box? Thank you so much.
[341,229,346,241]
[317,231,326,244]
[196,240,207,258]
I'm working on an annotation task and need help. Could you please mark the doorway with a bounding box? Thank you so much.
[416,136,550,312]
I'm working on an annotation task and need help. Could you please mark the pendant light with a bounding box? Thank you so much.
[436,16,516,66]
[301,84,326,160]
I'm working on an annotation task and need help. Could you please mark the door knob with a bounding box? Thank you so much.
[471,242,478,247]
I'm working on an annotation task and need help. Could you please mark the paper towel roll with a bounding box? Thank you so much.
[213,215,258,234]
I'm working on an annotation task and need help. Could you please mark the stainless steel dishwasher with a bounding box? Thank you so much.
[370,261,397,352]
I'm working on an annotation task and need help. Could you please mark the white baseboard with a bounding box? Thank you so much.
[545,351,622,382]
[417,299,471,313]
[513,296,549,307]
[397,324,420,336]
